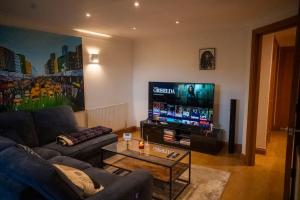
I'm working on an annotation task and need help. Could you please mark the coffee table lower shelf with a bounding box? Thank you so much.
[103,154,190,200]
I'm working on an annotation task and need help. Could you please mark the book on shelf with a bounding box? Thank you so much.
[163,129,175,142]
[179,138,191,146]
[163,129,175,135]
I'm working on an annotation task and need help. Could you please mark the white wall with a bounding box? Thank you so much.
[75,36,134,127]
[132,28,251,144]
[79,36,134,126]
[256,34,274,149]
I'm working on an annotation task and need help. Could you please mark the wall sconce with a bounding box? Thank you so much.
[87,47,100,64]
[89,53,99,63]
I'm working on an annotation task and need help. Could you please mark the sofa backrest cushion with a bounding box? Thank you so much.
[0,138,39,200]
[0,136,16,151]
[32,105,78,146]
[0,144,81,200]
[0,111,39,147]
[0,128,24,145]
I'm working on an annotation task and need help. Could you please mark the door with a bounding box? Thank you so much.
[283,12,300,200]
[274,47,295,130]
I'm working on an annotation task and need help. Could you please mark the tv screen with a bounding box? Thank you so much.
[148,82,215,128]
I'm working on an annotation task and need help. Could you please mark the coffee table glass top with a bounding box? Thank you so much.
[101,139,190,167]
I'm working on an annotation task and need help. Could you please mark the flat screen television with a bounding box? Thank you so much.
[148,82,215,128]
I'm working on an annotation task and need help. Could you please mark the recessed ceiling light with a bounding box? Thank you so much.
[134,1,140,7]
[73,29,112,38]
[132,27,137,30]
[86,13,91,18]
[175,21,180,24]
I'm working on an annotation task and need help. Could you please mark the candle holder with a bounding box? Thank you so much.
[139,140,145,149]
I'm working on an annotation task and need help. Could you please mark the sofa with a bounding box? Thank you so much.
[0,105,116,166]
[0,136,153,200]
[0,105,153,200]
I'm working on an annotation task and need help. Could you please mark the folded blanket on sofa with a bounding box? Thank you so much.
[56,126,112,146]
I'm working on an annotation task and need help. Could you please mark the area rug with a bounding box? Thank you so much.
[177,165,230,200]
[104,165,230,200]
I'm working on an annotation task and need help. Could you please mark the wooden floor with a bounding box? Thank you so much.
[132,131,287,200]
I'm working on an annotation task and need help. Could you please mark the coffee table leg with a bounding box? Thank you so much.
[189,151,191,184]
[169,167,173,200]
[100,150,104,168]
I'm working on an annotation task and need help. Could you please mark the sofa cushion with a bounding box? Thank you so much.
[0,145,81,200]
[0,111,39,147]
[0,128,24,145]
[33,147,61,160]
[0,172,45,200]
[32,105,78,146]
[49,156,92,170]
[43,133,117,160]
[0,136,16,151]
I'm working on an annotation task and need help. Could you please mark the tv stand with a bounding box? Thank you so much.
[140,120,223,154]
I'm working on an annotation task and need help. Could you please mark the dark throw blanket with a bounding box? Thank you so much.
[56,126,112,146]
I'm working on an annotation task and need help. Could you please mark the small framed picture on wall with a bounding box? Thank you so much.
[199,48,216,70]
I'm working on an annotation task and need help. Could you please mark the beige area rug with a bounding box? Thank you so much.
[177,165,230,200]
[105,165,230,200]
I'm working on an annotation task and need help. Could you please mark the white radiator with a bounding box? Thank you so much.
[86,103,128,131]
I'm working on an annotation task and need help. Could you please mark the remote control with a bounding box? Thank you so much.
[171,153,179,158]
[167,152,175,158]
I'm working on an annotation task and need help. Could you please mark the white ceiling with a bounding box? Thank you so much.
[0,0,298,39]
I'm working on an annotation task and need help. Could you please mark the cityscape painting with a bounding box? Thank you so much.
[0,25,84,112]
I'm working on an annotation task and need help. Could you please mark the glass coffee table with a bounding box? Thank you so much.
[101,139,191,200]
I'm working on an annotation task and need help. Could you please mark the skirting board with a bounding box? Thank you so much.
[255,147,267,155]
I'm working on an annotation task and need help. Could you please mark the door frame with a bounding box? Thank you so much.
[245,15,299,166]
[266,37,279,144]
[284,10,300,200]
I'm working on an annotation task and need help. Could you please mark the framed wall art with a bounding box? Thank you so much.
[199,48,216,70]
[0,25,84,112]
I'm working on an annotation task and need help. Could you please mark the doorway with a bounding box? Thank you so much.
[246,16,299,166]
[253,27,297,199]
[255,27,296,155]
[245,15,300,200]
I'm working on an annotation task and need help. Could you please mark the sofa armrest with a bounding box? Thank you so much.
[86,169,153,200]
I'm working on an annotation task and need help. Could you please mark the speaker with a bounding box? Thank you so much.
[228,99,237,153]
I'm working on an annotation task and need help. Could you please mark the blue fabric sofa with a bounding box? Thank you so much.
[0,106,153,200]
[0,105,116,166]
[0,137,153,200]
